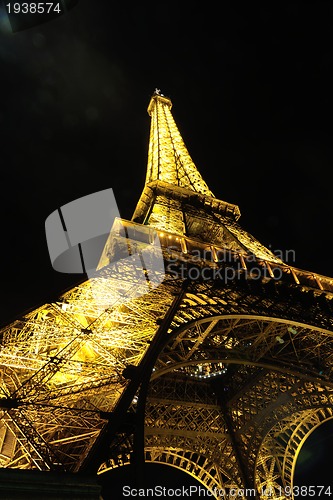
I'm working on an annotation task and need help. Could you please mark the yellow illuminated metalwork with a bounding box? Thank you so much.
[146,92,213,195]
[1,91,333,500]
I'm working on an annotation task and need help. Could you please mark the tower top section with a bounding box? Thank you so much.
[132,91,282,263]
[145,89,214,196]
[147,88,173,114]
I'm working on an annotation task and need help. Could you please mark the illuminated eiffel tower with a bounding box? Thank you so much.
[1,90,333,499]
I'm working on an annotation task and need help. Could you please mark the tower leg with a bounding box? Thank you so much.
[81,280,190,475]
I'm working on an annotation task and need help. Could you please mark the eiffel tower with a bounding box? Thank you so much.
[1,90,333,499]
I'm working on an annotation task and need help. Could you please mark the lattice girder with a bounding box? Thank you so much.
[256,408,333,499]
[0,272,179,471]
[128,281,333,499]
[2,92,333,500]
[144,93,213,196]
[146,376,245,491]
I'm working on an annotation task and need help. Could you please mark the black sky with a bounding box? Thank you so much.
[1,1,333,491]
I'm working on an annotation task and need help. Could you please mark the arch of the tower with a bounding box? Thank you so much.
[142,382,333,500]
[147,450,223,491]
[98,373,245,497]
[256,409,333,498]
[94,276,333,499]
[98,449,232,497]
[96,308,333,498]
[152,314,333,384]
[144,374,245,496]
[140,305,333,500]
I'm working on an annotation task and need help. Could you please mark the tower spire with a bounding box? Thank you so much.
[145,90,213,196]
[132,91,280,263]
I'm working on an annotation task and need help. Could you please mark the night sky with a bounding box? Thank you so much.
[1,1,333,491]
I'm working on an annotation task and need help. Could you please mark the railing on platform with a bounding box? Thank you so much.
[109,219,333,296]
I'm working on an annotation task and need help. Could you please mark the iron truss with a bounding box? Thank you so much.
[0,266,176,471]
[2,92,333,500]
[91,272,333,500]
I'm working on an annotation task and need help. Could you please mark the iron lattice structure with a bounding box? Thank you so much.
[1,90,333,499]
